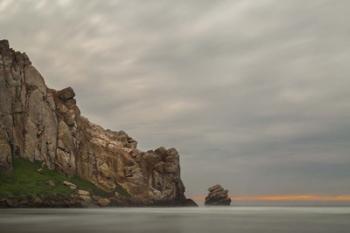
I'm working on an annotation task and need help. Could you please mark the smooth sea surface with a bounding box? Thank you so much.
[0,207,349,233]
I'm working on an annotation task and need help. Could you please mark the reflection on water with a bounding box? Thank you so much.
[0,207,350,233]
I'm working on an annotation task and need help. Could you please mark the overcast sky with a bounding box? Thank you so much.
[1,0,350,197]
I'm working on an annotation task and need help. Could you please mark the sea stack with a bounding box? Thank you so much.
[205,184,231,206]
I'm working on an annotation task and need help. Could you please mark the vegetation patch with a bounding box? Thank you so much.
[115,183,131,197]
[0,158,108,198]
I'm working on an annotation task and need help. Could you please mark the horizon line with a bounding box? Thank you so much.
[191,194,350,202]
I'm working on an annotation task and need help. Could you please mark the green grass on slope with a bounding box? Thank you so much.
[0,158,108,198]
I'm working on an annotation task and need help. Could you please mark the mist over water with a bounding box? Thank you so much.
[1,207,349,233]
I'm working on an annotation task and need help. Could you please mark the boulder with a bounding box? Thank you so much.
[63,181,77,190]
[77,190,91,202]
[79,195,91,202]
[57,87,75,101]
[77,190,90,196]
[205,184,231,206]
[96,197,111,207]
[47,180,55,187]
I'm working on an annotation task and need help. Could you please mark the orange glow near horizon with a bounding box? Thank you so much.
[192,194,350,202]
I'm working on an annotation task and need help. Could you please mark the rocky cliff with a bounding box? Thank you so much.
[0,39,191,206]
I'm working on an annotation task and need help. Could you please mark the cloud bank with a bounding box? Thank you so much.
[1,0,350,196]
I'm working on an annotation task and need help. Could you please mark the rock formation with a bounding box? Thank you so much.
[0,39,195,206]
[205,184,231,206]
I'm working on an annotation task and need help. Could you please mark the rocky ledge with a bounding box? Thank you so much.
[205,184,231,206]
[0,39,196,207]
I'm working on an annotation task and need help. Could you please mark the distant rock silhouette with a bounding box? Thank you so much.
[205,184,231,206]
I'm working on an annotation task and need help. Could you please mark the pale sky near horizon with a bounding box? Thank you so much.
[1,0,350,197]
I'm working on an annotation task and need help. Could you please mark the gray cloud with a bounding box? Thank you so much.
[1,0,350,196]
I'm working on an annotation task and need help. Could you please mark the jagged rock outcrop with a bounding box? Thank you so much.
[0,39,194,206]
[205,184,231,206]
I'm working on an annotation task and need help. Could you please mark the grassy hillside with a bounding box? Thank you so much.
[0,158,107,198]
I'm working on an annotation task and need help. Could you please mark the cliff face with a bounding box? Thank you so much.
[0,39,187,205]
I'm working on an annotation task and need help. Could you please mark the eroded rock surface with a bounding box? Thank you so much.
[205,184,231,206]
[0,39,192,206]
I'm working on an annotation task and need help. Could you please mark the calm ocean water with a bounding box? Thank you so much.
[0,207,349,233]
